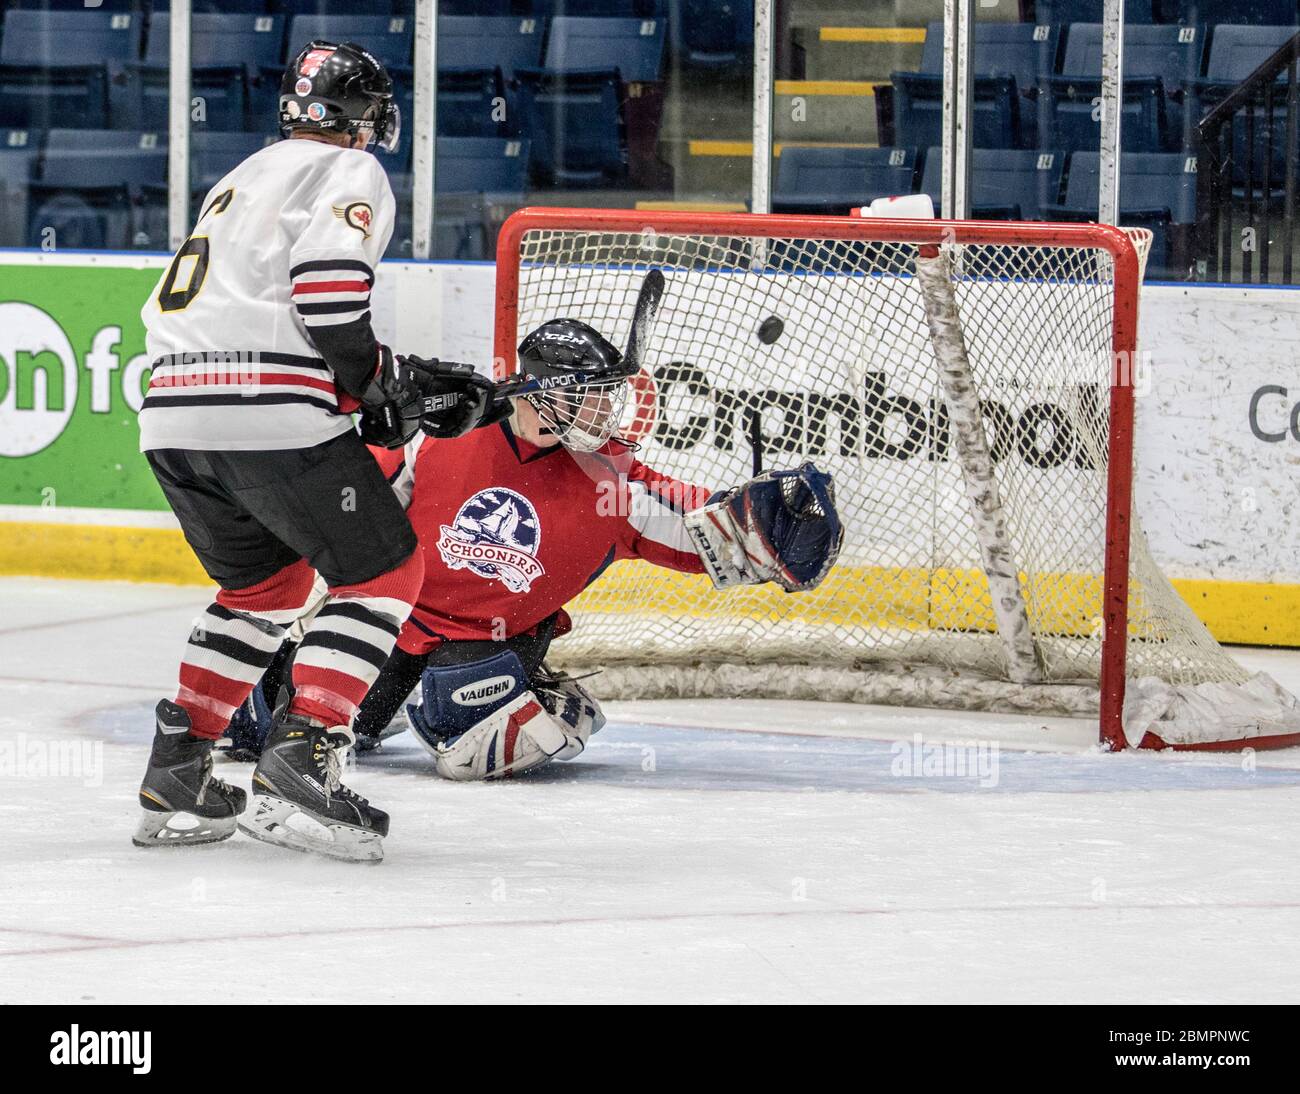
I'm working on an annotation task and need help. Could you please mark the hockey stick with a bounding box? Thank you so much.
[491,268,665,403]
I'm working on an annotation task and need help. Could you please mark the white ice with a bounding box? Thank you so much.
[1,576,1298,1004]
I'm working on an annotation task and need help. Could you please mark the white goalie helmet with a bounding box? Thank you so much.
[515,318,637,452]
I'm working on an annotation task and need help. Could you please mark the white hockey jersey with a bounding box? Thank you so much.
[138,138,395,452]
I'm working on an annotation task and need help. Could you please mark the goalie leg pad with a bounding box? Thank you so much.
[406,654,604,780]
[428,684,603,781]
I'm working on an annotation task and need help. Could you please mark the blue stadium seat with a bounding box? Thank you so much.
[436,136,530,197]
[670,0,753,69]
[1040,24,1204,153]
[1044,150,1198,277]
[1158,1,1299,25]
[28,129,167,251]
[0,10,144,130]
[772,146,917,214]
[1184,25,1297,179]
[4,1,141,10]
[438,0,515,12]
[191,132,274,195]
[278,2,409,15]
[892,23,1062,150]
[120,14,285,132]
[438,16,545,77]
[919,146,1066,220]
[437,67,507,139]
[285,13,413,64]
[531,1,667,14]
[513,68,624,186]
[1035,0,1154,20]
[543,17,667,83]
[0,128,41,247]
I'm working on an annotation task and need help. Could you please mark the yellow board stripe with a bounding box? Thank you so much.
[3,522,1298,647]
[0,521,208,586]
[820,27,927,44]
[775,79,880,96]
[688,140,877,158]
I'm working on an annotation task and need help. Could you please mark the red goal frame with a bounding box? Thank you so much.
[494,209,1142,751]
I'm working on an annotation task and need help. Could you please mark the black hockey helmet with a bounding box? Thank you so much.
[280,40,400,153]
[517,318,637,452]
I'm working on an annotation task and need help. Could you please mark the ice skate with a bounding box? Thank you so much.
[133,700,246,848]
[239,715,389,863]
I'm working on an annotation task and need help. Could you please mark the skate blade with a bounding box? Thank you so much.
[132,809,237,848]
[237,794,384,864]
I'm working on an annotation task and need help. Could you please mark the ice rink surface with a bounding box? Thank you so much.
[2,576,1298,1004]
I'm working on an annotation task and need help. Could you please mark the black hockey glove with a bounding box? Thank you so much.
[403,354,511,440]
[357,349,507,448]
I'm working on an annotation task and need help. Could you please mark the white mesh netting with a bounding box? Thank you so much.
[506,218,1300,748]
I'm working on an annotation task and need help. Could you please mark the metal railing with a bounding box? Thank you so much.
[1196,30,1300,284]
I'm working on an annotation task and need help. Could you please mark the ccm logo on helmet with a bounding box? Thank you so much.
[452,676,517,707]
[333,202,373,239]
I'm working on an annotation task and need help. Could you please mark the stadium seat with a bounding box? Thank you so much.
[670,0,754,70]
[436,136,530,197]
[438,0,514,12]
[438,15,545,78]
[27,129,167,251]
[543,17,667,83]
[1157,1,1299,25]
[1184,25,1297,182]
[437,67,507,139]
[513,68,624,186]
[191,132,275,196]
[531,1,667,15]
[284,14,413,66]
[918,146,1066,221]
[1043,151,1197,278]
[772,146,917,215]
[278,2,410,15]
[0,128,40,247]
[0,10,144,130]
[4,1,141,9]
[892,23,1062,150]
[121,14,286,132]
[1039,24,1204,153]
[1034,0,1154,19]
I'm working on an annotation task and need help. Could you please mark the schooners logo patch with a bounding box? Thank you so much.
[332,201,373,238]
[438,488,544,594]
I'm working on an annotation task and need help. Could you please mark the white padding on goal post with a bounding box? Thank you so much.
[1123,673,1300,748]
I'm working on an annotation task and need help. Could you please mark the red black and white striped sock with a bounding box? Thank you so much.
[175,604,288,740]
[288,550,423,735]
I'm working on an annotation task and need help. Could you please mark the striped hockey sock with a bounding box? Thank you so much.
[176,604,289,740]
[288,550,423,734]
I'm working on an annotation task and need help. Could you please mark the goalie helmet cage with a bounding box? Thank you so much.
[494,207,1300,753]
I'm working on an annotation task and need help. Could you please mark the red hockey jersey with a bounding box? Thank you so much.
[377,422,713,655]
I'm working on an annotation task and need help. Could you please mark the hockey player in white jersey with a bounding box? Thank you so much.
[132,41,504,862]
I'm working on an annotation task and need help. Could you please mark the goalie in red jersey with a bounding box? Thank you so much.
[223,313,843,780]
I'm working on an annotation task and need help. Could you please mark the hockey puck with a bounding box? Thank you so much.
[757,316,784,345]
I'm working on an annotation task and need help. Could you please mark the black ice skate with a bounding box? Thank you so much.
[239,715,389,863]
[133,700,247,848]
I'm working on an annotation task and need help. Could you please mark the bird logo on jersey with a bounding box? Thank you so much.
[437,488,546,594]
[332,202,373,239]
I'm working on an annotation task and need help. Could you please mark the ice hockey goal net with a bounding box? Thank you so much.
[494,208,1300,751]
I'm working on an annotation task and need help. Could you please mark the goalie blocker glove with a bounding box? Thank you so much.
[357,348,508,449]
[684,461,843,593]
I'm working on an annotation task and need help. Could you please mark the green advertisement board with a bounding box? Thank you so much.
[0,261,168,512]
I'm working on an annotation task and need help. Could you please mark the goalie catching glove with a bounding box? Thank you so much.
[358,348,508,448]
[684,461,843,592]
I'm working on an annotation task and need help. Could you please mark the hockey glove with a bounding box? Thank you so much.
[683,461,843,593]
[357,349,508,448]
